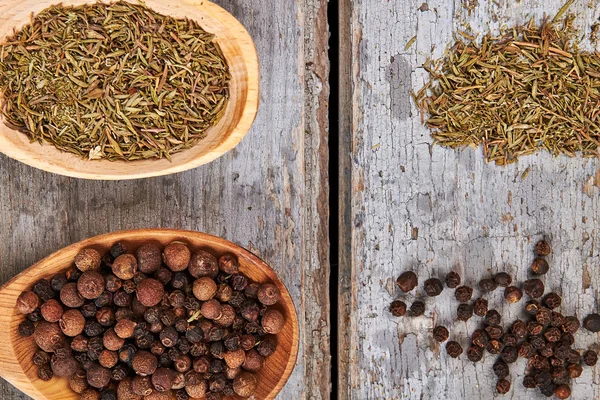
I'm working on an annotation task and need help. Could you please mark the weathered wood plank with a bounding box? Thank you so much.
[0,0,330,398]
[341,0,600,398]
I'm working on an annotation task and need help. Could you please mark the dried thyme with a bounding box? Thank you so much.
[415,16,600,165]
[0,1,230,161]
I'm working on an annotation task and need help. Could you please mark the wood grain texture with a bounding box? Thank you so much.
[341,0,600,398]
[0,0,259,180]
[0,229,299,400]
[0,0,330,398]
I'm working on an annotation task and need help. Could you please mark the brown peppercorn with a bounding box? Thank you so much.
[151,367,176,392]
[535,240,552,256]
[71,335,89,353]
[485,310,502,326]
[256,335,277,357]
[504,286,523,303]
[111,254,138,280]
[583,313,600,333]
[262,309,285,334]
[193,277,217,301]
[160,326,179,348]
[224,348,246,368]
[518,342,535,358]
[531,258,550,275]
[485,325,504,340]
[130,375,153,396]
[543,293,562,310]
[233,371,257,397]
[189,250,219,278]
[525,299,540,315]
[455,286,473,302]
[60,282,85,308]
[201,299,222,320]
[37,364,53,381]
[501,334,517,347]
[466,346,484,362]
[536,307,552,325]
[511,319,527,339]
[424,278,443,297]
[173,353,192,373]
[471,329,489,348]
[396,271,418,292]
[501,346,518,363]
[244,283,260,299]
[215,284,233,303]
[544,327,562,342]
[493,359,509,378]
[87,363,111,389]
[389,300,407,317]
[432,326,449,342]
[17,291,39,315]
[215,304,236,328]
[132,351,158,376]
[240,334,257,351]
[136,278,165,307]
[69,370,89,394]
[554,384,571,399]
[34,321,65,353]
[583,350,598,366]
[494,272,512,287]
[103,328,125,351]
[523,279,545,298]
[78,272,105,300]
[40,299,63,323]
[80,389,101,400]
[185,379,208,398]
[527,321,544,336]
[472,298,488,317]
[445,271,460,288]
[136,244,162,274]
[523,375,536,389]
[33,350,51,366]
[59,309,85,337]
[478,279,498,293]
[18,321,34,338]
[567,363,583,378]
[445,341,463,358]
[98,350,118,368]
[75,248,102,272]
[562,316,580,334]
[257,283,280,306]
[409,301,425,316]
[242,349,264,372]
[114,319,136,339]
[486,339,502,355]
[218,253,240,275]
[496,379,510,394]
[163,242,191,272]
[96,307,115,327]
[51,355,79,377]
[457,304,473,321]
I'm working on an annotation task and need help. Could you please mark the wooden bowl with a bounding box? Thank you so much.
[0,229,298,399]
[0,0,259,180]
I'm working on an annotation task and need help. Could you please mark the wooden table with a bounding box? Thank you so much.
[1,0,600,399]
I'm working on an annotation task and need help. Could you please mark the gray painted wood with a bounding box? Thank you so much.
[0,0,330,399]
[340,0,600,398]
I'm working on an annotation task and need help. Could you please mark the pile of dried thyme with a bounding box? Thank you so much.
[414,13,600,165]
[0,1,230,161]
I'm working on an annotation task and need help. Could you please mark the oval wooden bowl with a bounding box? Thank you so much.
[0,0,259,180]
[0,229,298,400]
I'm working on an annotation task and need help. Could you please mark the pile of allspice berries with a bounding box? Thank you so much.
[390,240,600,399]
[16,241,286,400]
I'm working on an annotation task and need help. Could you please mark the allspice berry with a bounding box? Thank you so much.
[112,254,138,280]
[114,319,137,339]
[151,367,176,392]
[193,277,217,301]
[535,240,552,256]
[531,258,550,275]
[51,355,79,377]
[136,244,162,274]
[60,309,85,337]
[257,283,281,306]
[189,250,219,278]
[163,242,191,272]
[117,379,143,400]
[87,363,111,388]
[242,349,264,372]
[17,291,39,314]
[136,278,165,307]
[215,304,236,327]
[34,321,65,352]
[262,309,285,334]
[233,371,257,397]
[201,299,222,320]
[131,375,153,396]
[69,370,89,394]
[219,253,240,275]
[41,299,64,322]
[60,282,85,308]
[185,379,208,398]
[80,389,101,400]
[74,248,102,272]
[396,271,418,292]
[77,272,105,300]
[98,350,118,368]
[504,286,523,303]
[132,351,158,376]
[224,349,246,368]
[103,328,125,351]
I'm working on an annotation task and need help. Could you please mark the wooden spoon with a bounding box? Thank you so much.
[0,229,299,399]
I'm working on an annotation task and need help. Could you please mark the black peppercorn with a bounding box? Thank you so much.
[485,325,503,340]
[518,342,535,358]
[38,364,54,381]
[432,326,449,342]
[85,321,104,337]
[501,346,518,363]
[473,298,488,317]
[493,272,512,287]
[445,271,460,288]
[410,301,425,316]
[478,279,497,293]
[535,240,552,256]
[466,346,484,362]
[511,319,527,339]
[583,350,598,366]
[424,278,443,297]
[525,299,540,315]
[544,327,562,342]
[501,334,517,347]
[445,341,462,358]
[531,258,550,275]
[455,286,473,302]
[496,379,510,394]
[504,286,523,303]
[160,326,179,348]
[396,271,418,292]
[536,307,552,325]
[524,279,545,298]
[527,321,544,336]
[583,313,600,333]
[457,304,473,321]
[471,329,489,348]
[34,279,56,301]
[28,308,42,322]
[486,339,502,355]
[18,320,35,337]
[485,309,501,326]
[530,335,545,350]
[543,292,562,310]
[561,316,580,334]
[523,375,536,389]
[493,359,509,379]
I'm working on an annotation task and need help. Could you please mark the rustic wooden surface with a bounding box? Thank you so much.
[0,0,330,399]
[340,0,600,399]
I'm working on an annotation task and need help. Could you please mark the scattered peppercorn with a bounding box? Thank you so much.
[445,341,463,358]
[583,313,600,333]
[455,286,473,302]
[410,301,425,316]
[496,379,511,394]
[396,271,418,292]
[543,293,562,310]
[583,350,598,366]
[457,303,473,321]
[493,272,512,287]
[445,271,461,288]
[504,286,523,303]
[535,240,552,256]
[466,346,483,362]
[478,279,498,293]
[424,278,444,297]
[432,326,449,342]
[531,258,550,275]
[473,298,488,317]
